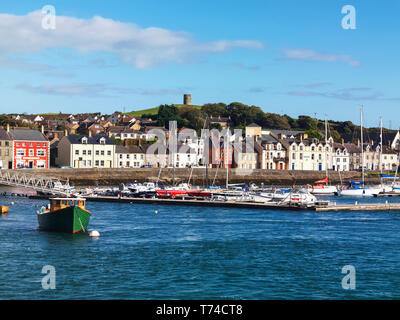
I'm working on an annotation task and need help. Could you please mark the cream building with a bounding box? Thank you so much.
[287,137,332,171]
[56,134,116,168]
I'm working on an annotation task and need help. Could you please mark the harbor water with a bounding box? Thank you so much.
[1,188,400,299]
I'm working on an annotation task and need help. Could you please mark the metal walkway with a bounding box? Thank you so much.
[0,170,73,196]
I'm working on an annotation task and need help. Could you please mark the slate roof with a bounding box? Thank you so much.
[9,129,47,141]
[65,134,115,145]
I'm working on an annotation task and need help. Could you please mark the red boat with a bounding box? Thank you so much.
[156,189,190,197]
[186,190,211,198]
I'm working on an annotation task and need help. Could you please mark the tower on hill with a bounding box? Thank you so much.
[183,94,192,105]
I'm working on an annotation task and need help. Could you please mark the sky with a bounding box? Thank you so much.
[1,0,400,128]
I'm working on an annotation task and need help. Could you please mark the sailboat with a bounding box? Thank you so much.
[307,116,338,195]
[338,106,381,196]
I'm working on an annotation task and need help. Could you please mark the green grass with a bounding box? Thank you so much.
[125,104,202,117]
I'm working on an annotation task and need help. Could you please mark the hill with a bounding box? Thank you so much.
[125,104,201,117]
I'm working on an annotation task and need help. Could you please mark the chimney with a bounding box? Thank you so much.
[357,139,360,147]
[300,134,303,142]
[89,130,92,137]
[303,133,308,139]
[6,123,10,132]
[54,133,59,140]
[108,131,111,137]
[341,138,344,146]
[64,128,68,137]
[371,139,374,146]
[41,125,44,134]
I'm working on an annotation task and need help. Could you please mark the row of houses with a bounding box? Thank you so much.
[1,123,399,171]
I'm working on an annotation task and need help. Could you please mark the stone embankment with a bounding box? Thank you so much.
[5,168,382,187]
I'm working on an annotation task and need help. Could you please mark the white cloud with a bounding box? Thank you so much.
[281,48,360,67]
[0,11,263,69]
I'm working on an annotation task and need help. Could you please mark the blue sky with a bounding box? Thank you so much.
[1,0,400,128]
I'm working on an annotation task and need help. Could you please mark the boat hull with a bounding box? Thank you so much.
[37,206,91,233]
[308,185,338,195]
[338,188,381,197]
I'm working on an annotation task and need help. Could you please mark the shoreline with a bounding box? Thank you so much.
[0,168,384,187]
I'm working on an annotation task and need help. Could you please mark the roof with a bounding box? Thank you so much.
[247,123,261,128]
[65,134,115,145]
[115,145,130,154]
[0,129,12,140]
[9,129,47,141]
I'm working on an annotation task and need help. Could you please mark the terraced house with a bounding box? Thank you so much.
[56,133,115,168]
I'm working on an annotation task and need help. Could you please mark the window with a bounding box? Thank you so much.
[292,153,296,159]
[88,150,92,155]
[100,160,104,166]
[37,143,40,147]
[16,149,25,156]
[300,153,303,160]
[311,154,315,160]
[96,150,99,156]
[83,150,86,155]
[75,150,79,155]
[120,154,123,159]
[101,151,105,156]
[29,142,33,147]
[29,149,34,156]
[95,160,99,166]
[107,150,111,156]
[87,160,91,166]
[37,150,45,156]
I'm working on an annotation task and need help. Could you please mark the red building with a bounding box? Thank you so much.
[10,129,50,169]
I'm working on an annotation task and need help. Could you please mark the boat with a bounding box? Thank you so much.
[37,198,91,233]
[1,205,8,214]
[338,106,381,197]
[308,117,338,195]
[307,177,338,195]
[338,181,381,196]
[252,188,317,207]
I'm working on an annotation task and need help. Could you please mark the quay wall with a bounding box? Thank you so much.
[1,168,382,186]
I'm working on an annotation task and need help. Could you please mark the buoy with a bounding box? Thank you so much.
[10,202,14,206]
[155,210,158,214]
[89,230,100,237]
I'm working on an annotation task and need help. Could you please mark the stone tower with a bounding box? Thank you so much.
[183,94,192,105]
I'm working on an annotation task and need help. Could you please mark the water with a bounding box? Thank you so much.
[1,190,400,299]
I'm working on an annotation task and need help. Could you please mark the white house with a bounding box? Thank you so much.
[56,133,116,168]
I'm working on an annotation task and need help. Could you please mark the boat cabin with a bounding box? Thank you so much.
[49,198,86,211]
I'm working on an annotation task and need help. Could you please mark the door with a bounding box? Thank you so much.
[318,163,322,171]
[28,161,34,168]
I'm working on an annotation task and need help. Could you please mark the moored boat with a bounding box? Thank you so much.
[37,198,91,233]
[0,205,8,214]
[307,177,338,195]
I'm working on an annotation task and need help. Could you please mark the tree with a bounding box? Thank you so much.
[298,115,318,130]
[157,104,184,128]
[202,103,228,117]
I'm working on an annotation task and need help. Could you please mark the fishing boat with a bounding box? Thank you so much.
[307,177,338,195]
[0,205,8,214]
[37,198,91,233]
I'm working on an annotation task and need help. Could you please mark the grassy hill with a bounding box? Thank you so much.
[125,104,202,117]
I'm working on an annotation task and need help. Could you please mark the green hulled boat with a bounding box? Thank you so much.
[37,198,91,233]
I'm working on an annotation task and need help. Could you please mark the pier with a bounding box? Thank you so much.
[26,194,400,212]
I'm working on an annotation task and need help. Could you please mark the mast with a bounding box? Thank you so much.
[380,117,383,174]
[360,105,365,184]
[325,115,329,179]
[225,128,229,189]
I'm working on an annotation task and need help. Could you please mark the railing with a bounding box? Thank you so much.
[0,170,72,196]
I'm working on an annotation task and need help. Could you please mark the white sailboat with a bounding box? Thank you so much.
[339,106,381,196]
[308,116,338,195]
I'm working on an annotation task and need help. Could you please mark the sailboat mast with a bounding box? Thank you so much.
[325,115,328,177]
[225,128,229,189]
[380,117,383,174]
[361,105,365,184]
